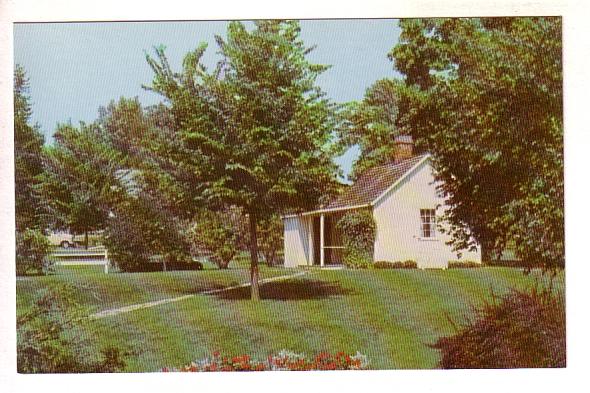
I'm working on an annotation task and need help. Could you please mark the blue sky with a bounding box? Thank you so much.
[14,20,402,179]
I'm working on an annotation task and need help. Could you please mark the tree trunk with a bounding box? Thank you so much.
[270,247,276,267]
[264,251,273,267]
[249,212,260,301]
[84,230,89,250]
[219,258,230,269]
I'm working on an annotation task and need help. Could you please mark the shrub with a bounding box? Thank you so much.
[17,283,127,373]
[448,260,482,269]
[105,196,191,272]
[162,350,369,372]
[341,247,372,269]
[125,258,204,272]
[336,210,376,269]
[258,214,283,266]
[432,286,565,368]
[16,229,52,276]
[373,260,418,269]
[189,208,243,269]
[484,259,543,269]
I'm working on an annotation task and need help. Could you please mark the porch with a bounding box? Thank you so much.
[283,211,347,267]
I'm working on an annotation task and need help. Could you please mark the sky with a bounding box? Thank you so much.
[14,19,402,179]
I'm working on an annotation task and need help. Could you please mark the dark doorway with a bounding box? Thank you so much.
[313,216,320,265]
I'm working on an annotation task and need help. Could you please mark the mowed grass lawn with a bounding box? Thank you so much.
[16,265,563,371]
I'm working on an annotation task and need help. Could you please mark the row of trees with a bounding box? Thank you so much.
[15,18,563,297]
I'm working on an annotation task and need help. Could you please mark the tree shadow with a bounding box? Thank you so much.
[213,278,355,301]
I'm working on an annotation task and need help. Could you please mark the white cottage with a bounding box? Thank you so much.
[282,140,481,269]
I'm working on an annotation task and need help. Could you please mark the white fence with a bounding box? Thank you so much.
[51,246,110,273]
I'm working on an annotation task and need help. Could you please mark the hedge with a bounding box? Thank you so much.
[448,261,482,269]
[373,260,418,269]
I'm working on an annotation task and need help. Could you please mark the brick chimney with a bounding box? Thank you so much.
[394,135,414,162]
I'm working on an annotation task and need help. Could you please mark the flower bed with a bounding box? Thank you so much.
[162,350,369,372]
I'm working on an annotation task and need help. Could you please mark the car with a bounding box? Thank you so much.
[47,232,80,249]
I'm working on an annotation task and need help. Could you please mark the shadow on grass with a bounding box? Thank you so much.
[213,278,354,301]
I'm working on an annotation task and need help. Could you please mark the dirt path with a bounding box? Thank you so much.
[90,271,308,319]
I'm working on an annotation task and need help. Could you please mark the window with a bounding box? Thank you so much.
[420,209,436,238]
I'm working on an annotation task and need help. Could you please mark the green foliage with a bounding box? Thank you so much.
[37,97,193,267]
[105,193,191,272]
[337,78,413,180]
[39,122,124,242]
[390,18,563,270]
[373,260,417,269]
[14,66,51,276]
[17,284,126,373]
[336,210,376,269]
[484,259,543,269]
[432,287,565,368]
[447,261,482,269]
[14,66,46,232]
[144,21,342,217]
[189,208,242,269]
[257,214,283,266]
[16,228,51,276]
[145,20,341,298]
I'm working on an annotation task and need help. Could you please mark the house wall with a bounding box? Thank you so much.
[372,161,481,268]
[283,216,312,267]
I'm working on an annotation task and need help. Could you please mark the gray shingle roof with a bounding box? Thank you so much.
[325,154,428,210]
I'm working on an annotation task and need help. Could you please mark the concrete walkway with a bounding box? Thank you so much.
[90,270,308,319]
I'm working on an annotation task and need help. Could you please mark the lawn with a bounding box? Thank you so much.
[16,265,563,371]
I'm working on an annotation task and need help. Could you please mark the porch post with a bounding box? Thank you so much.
[320,214,325,267]
[307,217,313,266]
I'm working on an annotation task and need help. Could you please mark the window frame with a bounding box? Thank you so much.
[419,208,437,239]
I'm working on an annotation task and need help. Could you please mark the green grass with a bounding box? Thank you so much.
[16,266,563,371]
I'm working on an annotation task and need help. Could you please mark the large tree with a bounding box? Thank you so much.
[14,65,45,232]
[145,20,340,299]
[390,18,563,269]
[337,78,409,180]
[39,122,124,248]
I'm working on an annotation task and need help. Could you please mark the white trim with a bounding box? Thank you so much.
[370,154,431,208]
[281,203,371,219]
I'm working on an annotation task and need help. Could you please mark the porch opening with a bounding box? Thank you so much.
[311,212,345,266]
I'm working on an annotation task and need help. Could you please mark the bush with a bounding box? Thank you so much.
[189,208,243,269]
[258,214,283,266]
[16,229,52,276]
[162,350,369,372]
[484,259,543,269]
[17,284,127,373]
[373,260,418,269]
[448,260,482,269]
[341,247,372,269]
[432,286,565,368]
[105,196,191,272]
[336,210,376,269]
[135,258,204,272]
